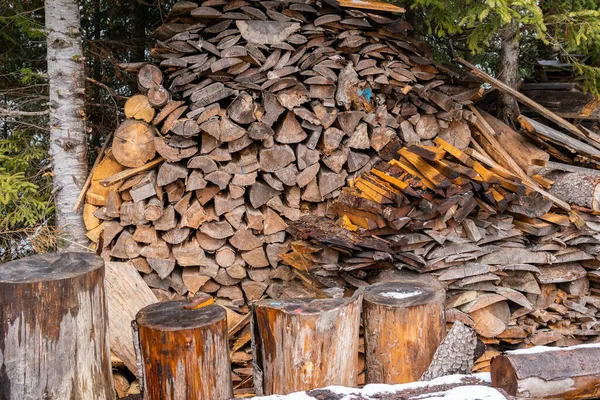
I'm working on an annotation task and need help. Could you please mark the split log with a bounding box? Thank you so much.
[105,261,158,375]
[252,294,362,396]
[480,110,549,174]
[135,301,232,400]
[491,344,600,399]
[0,253,114,399]
[363,280,445,384]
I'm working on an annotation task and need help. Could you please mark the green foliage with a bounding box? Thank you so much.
[0,130,53,230]
[409,0,547,53]
[403,0,600,93]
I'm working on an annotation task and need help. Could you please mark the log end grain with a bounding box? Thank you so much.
[137,301,225,331]
[0,251,104,283]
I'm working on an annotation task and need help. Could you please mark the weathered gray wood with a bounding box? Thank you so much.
[0,253,114,399]
[105,261,158,375]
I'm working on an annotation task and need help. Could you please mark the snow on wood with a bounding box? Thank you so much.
[249,374,507,399]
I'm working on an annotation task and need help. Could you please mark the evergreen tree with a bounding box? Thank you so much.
[403,0,600,120]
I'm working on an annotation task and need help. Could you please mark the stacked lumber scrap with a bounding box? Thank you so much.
[284,121,600,372]
[519,57,600,122]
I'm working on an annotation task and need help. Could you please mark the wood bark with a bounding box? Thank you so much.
[0,252,114,399]
[363,281,445,384]
[252,294,362,396]
[497,22,520,124]
[541,169,600,212]
[46,0,89,250]
[136,301,232,400]
[421,321,479,380]
[491,344,600,399]
[105,261,158,375]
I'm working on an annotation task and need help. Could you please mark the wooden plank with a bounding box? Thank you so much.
[105,261,158,375]
[518,115,600,160]
[456,57,598,148]
[100,157,164,187]
[336,0,405,13]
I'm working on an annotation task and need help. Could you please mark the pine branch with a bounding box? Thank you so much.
[0,107,49,117]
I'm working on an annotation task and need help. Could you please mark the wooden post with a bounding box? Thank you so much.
[491,344,600,399]
[135,301,232,400]
[252,294,362,396]
[0,252,114,399]
[363,280,445,384]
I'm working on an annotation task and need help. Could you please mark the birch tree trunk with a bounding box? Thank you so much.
[497,22,520,124]
[46,0,89,250]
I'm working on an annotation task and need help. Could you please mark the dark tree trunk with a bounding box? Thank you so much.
[497,22,520,124]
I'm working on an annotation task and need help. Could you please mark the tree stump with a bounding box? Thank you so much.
[252,294,362,396]
[491,344,600,399]
[363,280,445,384]
[135,301,232,400]
[0,252,114,400]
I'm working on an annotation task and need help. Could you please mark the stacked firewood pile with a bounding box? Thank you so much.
[82,0,600,392]
[284,101,600,372]
[84,3,480,317]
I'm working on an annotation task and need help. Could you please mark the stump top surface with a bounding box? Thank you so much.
[364,281,444,308]
[0,252,104,283]
[256,296,355,314]
[136,301,226,331]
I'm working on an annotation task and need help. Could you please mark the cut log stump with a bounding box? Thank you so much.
[363,280,445,384]
[252,294,362,396]
[491,344,600,399]
[135,301,232,400]
[0,252,114,400]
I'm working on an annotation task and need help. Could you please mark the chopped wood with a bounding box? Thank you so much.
[85,2,600,382]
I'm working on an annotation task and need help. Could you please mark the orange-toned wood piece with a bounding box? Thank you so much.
[363,280,445,384]
[135,302,232,400]
[253,295,362,396]
[491,344,600,399]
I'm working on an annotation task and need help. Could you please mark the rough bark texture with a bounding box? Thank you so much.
[136,302,232,400]
[253,295,362,396]
[541,169,600,211]
[421,321,478,381]
[0,252,114,399]
[491,344,600,399]
[46,0,89,250]
[497,22,520,125]
[363,281,445,384]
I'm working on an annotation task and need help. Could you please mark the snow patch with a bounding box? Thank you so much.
[507,342,600,355]
[251,374,494,400]
[418,385,507,400]
[380,290,422,300]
